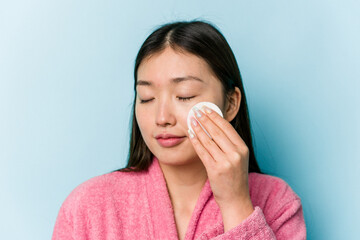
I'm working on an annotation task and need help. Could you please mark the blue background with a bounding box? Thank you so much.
[1,0,359,239]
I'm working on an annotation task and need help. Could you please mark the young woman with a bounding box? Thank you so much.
[52,20,306,240]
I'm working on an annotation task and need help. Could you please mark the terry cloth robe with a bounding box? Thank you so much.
[52,156,306,239]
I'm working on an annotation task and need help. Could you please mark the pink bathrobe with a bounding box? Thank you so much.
[52,156,306,239]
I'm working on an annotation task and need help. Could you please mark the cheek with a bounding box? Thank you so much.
[178,109,189,126]
[135,105,148,133]
[177,104,195,129]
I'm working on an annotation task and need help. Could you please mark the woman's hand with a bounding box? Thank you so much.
[187,106,254,231]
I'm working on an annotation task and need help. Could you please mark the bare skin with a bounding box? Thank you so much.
[160,156,208,239]
[135,47,254,239]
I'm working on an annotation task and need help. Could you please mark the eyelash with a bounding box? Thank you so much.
[139,96,195,104]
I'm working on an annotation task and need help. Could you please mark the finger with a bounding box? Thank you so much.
[193,107,236,154]
[201,106,247,149]
[187,129,216,169]
[190,117,225,163]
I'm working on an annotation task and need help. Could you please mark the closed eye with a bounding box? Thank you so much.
[139,96,195,104]
[178,96,195,101]
[139,98,153,103]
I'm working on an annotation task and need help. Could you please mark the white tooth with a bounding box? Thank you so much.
[187,102,223,139]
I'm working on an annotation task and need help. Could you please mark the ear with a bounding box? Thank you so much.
[224,87,241,122]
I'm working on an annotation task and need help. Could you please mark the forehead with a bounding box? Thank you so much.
[136,47,218,88]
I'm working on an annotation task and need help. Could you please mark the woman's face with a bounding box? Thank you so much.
[135,47,226,166]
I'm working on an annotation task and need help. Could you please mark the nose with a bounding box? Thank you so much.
[155,99,176,127]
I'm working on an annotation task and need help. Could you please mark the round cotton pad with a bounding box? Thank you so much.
[187,102,223,139]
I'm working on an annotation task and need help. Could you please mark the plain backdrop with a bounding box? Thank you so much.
[1,0,359,239]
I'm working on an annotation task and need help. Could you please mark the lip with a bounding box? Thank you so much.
[155,133,186,148]
[156,137,185,147]
[155,133,183,139]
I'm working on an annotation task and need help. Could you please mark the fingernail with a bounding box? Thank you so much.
[191,117,198,126]
[193,107,202,118]
[202,106,212,114]
[188,129,195,138]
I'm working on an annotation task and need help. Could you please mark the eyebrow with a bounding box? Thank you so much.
[136,75,205,87]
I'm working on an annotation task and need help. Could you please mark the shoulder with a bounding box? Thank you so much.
[53,170,149,235]
[248,173,302,220]
[77,170,145,193]
[249,173,300,199]
[249,172,301,204]
[60,170,147,214]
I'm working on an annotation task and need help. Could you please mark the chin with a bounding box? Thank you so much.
[152,146,198,167]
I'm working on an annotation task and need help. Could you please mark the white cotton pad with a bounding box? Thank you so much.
[187,101,223,139]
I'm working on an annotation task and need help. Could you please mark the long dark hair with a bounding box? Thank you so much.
[118,20,261,173]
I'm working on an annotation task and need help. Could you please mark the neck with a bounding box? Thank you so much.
[159,159,208,208]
